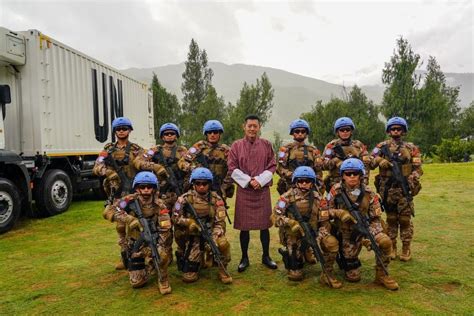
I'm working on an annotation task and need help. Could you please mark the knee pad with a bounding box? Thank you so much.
[399,215,411,228]
[321,236,339,253]
[128,256,145,271]
[183,260,200,273]
[217,237,230,253]
[375,234,392,252]
[116,221,126,234]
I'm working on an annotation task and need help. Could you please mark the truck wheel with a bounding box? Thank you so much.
[35,169,73,216]
[0,178,21,234]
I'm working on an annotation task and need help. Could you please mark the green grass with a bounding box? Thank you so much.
[1,163,473,314]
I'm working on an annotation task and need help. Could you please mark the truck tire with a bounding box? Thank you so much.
[35,169,73,216]
[0,178,21,234]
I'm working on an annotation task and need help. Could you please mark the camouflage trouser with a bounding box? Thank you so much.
[341,230,391,269]
[127,231,172,287]
[280,230,339,273]
[385,188,414,243]
[180,233,231,273]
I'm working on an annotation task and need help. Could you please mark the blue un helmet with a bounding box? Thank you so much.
[112,117,133,131]
[133,171,158,189]
[333,117,355,134]
[159,122,180,138]
[289,119,311,135]
[386,116,408,133]
[292,166,317,183]
[190,167,213,183]
[202,120,224,135]
[339,158,365,176]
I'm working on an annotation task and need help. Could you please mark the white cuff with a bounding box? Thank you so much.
[231,169,251,188]
[254,170,273,187]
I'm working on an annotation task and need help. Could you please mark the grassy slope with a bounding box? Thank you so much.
[1,163,473,314]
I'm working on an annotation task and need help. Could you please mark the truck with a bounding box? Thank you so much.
[0,27,155,234]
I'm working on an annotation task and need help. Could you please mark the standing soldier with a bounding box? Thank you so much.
[93,117,142,270]
[327,158,399,290]
[111,172,173,294]
[178,120,234,204]
[172,168,232,284]
[322,117,371,192]
[273,166,348,288]
[134,123,186,210]
[370,117,422,261]
[276,119,323,194]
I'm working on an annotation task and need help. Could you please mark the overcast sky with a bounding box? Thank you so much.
[1,0,472,85]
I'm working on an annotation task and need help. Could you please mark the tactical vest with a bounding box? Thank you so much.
[106,142,136,178]
[152,145,185,183]
[379,143,413,177]
[287,188,316,221]
[198,145,227,189]
[185,192,216,224]
[329,141,364,177]
[287,145,313,170]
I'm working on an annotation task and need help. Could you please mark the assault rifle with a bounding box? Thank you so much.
[333,144,347,160]
[339,189,389,275]
[380,145,414,216]
[105,155,132,197]
[131,199,163,282]
[184,202,231,278]
[286,203,335,286]
[155,150,182,196]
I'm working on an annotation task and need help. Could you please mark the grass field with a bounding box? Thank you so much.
[1,163,473,314]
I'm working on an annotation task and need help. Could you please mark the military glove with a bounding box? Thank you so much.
[105,169,119,180]
[338,210,357,224]
[126,215,142,231]
[362,238,372,251]
[152,164,168,177]
[287,219,305,237]
[185,218,201,234]
[377,158,393,169]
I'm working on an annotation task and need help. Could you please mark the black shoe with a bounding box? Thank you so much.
[238,257,249,273]
[262,255,278,269]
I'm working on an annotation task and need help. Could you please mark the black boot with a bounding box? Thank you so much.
[238,257,250,273]
[262,255,277,269]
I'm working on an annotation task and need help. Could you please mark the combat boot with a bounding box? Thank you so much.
[344,268,361,282]
[389,239,397,260]
[129,269,148,288]
[218,267,233,284]
[182,272,199,283]
[374,267,399,291]
[287,269,304,281]
[320,271,343,289]
[399,242,411,261]
[158,275,172,295]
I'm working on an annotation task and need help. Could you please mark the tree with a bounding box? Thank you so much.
[180,39,224,145]
[411,56,461,153]
[151,73,181,142]
[181,39,213,113]
[272,131,283,156]
[302,86,385,150]
[381,37,421,122]
[222,73,274,144]
[457,102,474,138]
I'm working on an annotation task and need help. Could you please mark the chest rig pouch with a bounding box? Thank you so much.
[288,145,313,170]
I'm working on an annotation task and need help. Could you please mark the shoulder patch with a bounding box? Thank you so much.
[160,209,169,215]
[119,200,128,209]
[189,147,197,154]
[216,200,225,207]
[325,148,333,156]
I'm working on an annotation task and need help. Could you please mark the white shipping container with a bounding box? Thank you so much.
[2,29,155,157]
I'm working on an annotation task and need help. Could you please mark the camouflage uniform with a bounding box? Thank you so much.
[327,182,398,290]
[110,193,173,293]
[172,189,231,283]
[93,141,142,266]
[273,187,343,287]
[276,142,323,194]
[178,140,234,200]
[370,139,423,261]
[134,143,187,209]
[322,139,371,192]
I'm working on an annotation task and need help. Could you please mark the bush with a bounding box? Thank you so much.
[435,137,474,162]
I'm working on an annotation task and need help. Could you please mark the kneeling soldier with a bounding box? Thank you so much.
[112,172,173,294]
[327,158,399,290]
[172,167,232,284]
[273,166,347,288]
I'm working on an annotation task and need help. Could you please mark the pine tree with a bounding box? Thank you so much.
[151,73,181,142]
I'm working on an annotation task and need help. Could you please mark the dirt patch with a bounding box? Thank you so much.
[31,282,50,290]
[439,281,462,293]
[232,299,251,313]
[40,294,60,302]
[166,301,191,313]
